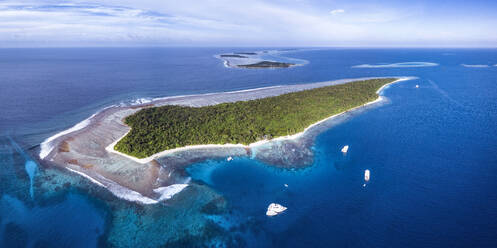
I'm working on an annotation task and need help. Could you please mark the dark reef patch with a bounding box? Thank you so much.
[237,61,295,68]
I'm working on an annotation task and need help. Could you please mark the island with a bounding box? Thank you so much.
[40,77,412,204]
[115,78,396,158]
[219,54,248,58]
[235,52,257,55]
[216,50,307,69]
[237,61,295,68]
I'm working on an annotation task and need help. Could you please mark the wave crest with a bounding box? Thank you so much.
[461,64,490,68]
[66,167,188,204]
[353,62,438,68]
[39,114,96,159]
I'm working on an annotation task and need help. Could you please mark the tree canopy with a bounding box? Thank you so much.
[115,78,396,158]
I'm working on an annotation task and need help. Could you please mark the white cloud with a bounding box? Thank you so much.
[0,0,495,47]
[330,9,345,15]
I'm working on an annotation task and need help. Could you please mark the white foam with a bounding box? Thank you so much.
[65,167,188,204]
[119,98,154,107]
[153,184,189,201]
[461,64,490,68]
[65,167,106,188]
[131,98,153,105]
[39,113,97,159]
[226,85,282,94]
[105,182,159,204]
[66,167,158,204]
[352,62,438,68]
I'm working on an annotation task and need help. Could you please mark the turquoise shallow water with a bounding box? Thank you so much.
[1,48,496,247]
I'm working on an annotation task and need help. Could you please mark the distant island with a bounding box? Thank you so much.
[219,54,248,58]
[235,52,257,55]
[216,50,307,69]
[237,61,295,68]
[115,78,396,158]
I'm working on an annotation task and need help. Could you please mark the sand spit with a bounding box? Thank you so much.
[40,76,415,204]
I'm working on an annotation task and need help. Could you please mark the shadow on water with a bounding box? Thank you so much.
[7,136,38,199]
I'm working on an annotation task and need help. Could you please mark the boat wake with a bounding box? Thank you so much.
[428,79,464,108]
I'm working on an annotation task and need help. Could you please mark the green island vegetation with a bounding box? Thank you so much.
[115,78,397,158]
[238,61,295,68]
[220,54,247,58]
[235,52,257,55]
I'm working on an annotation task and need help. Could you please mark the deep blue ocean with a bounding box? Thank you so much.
[1,48,496,247]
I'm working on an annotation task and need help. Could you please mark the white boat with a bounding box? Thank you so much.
[266,203,287,216]
[284,184,288,188]
[341,145,349,153]
[226,156,233,162]
[364,169,370,182]
[415,84,419,88]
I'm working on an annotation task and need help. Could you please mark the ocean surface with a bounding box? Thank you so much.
[1,48,496,247]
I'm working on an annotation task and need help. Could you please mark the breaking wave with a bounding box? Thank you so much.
[119,97,153,107]
[39,113,97,159]
[65,167,188,204]
[352,62,438,68]
[154,184,189,201]
[461,64,490,68]
[40,96,153,160]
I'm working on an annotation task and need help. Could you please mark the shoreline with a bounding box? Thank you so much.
[106,77,414,164]
[38,76,402,161]
[39,85,284,160]
[39,76,415,204]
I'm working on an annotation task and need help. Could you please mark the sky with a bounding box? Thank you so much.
[0,0,496,47]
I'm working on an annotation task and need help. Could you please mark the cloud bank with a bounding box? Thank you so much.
[0,0,496,47]
[330,9,345,15]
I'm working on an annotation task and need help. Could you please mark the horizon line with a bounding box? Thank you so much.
[0,45,496,49]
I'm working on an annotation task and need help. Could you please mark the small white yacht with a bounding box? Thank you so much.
[266,203,287,216]
[341,145,349,153]
[364,169,370,182]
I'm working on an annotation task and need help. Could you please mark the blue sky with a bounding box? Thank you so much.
[0,0,496,47]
